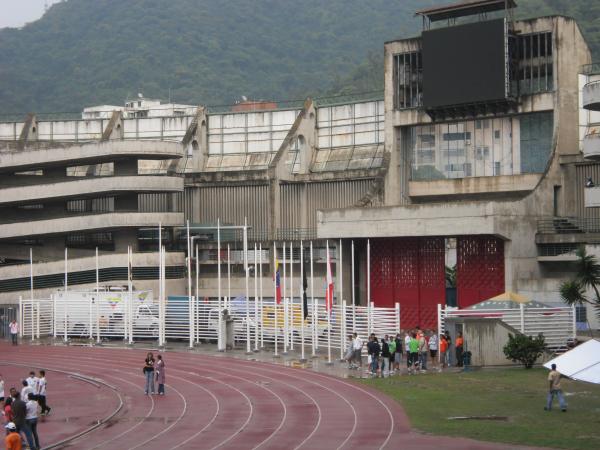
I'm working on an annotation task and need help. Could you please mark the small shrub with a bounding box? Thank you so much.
[503,333,546,369]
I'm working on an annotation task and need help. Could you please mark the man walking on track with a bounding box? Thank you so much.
[37,370,51,416]
[545,364,567,412]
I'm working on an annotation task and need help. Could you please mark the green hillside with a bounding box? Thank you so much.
[0,0,597,115]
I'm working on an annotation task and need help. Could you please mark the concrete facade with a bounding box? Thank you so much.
[1,7,599,334]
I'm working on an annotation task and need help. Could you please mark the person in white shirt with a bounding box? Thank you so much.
[428,332,439,368]
[37,370,51,416]
[26,392,41,450]
[9,319,18,345]
[21,380,33,404]
[352,333,363,369]
[404,332,411,370]
[0,373,5,402]
[26,372,39,390]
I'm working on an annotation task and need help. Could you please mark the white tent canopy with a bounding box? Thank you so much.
[544,339,600,384]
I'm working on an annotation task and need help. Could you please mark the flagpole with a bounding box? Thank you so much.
[195,244,199,344]
[289,241,294,351]
[326,240,332,365]
[339,239,344,361]
[244,217,251,354]
[254,242,259,352]
[64,247,68,343]
[96,246,100,344]
[158,223,162,346]
[227,244,231,305]
[128,245,133,345]
[300,241,306,362]
[283,242,288,355]
[259,243,264,348]
[187,220,192,349]
[351,240,356,333]
[273,242,279,357]
[162,245,166,345]
[217,219,223,351]
[310,241,316,357]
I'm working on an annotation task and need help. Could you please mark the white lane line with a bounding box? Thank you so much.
[72,351,290,450]
[127,380,187,450]
[48,351,255,450]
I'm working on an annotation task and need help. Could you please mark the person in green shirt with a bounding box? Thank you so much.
[408,332,420,374]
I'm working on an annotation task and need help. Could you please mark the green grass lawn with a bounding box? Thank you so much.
[361,368,600,449]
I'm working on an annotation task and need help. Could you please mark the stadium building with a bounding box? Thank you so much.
[0,0,598,332]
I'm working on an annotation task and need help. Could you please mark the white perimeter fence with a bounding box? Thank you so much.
[19,293,400,359]
[438,304,576,350]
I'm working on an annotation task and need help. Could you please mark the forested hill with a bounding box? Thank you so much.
[0,0,598,115]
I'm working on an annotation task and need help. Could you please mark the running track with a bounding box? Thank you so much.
[0,343,542,450]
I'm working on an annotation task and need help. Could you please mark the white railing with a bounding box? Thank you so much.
[19,292,400,357]
[19,297,53,340]
[438,304,576,350]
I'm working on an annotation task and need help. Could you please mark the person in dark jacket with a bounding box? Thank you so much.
[367,335,381,376]
[380,336,391,377]
[393,333,403,373]
[11,392,36,449]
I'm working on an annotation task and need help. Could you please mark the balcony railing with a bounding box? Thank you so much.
[537,217,600,234]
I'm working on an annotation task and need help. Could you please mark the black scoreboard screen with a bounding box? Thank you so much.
[422,19,508,108]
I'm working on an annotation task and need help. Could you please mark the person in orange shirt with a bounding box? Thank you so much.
[5,422,21,450]
[455,333,464,367]
[439,334,448,369]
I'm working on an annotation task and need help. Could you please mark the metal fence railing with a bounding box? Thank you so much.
[438,304,576,351]
[19,291,400,360]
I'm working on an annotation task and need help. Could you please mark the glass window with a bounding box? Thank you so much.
[407,111,553,181]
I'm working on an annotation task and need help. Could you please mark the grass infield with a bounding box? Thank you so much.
[361,367,600,449]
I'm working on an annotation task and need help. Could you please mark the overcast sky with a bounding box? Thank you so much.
[0,0,62,28]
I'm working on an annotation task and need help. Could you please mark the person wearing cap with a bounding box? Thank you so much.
[4,422,21,450]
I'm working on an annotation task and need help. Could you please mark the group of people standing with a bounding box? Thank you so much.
[2,370,50,450]
[345,328,466,377]
[143,352,166,395]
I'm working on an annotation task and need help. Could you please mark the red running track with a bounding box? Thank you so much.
[0,343,542,450]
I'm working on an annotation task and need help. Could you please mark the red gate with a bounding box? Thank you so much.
[370,237,445,329]
[456,236,505,308]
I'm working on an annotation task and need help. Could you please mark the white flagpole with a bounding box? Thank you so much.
[29,248,33,302]
[259,243,264,348]
[128,246,133,345]
[158,224,163,346]
[161,245,166,345]
[195,244,199,344]
[64,247,68,342]
[310,241,316,356]
[289,241,294,351]
[351,240,356,333]
[217,219,223,351]
[283,242,288,354]
[96,246,100,344]
[300,241,306,362]
[254,242,259,352]
[244,217,251,354]
[273,242,279,357]
[227,244,231,304]
[339,239,344,361]
[367,239,371,307]
[326,240,332,365]
[186,221,192,348]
